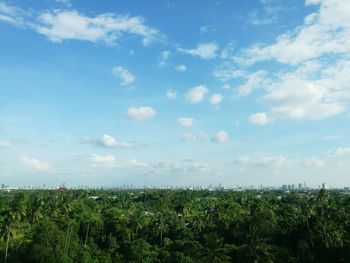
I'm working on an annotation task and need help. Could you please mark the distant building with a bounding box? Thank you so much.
[322,183,327,189]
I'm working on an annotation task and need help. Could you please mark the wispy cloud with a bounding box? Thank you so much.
[181,133,206,143]
[175,64,187,72]
[0,3,162,46]
[21,155,52,171]
[91,154,117,166]
[158,51,171,67]
[178,43,219,59]
[112,66,135,86]
[83,135,133,149]
[0,140,11,148]
[166,89,177,99]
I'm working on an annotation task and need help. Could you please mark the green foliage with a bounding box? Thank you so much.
[0,189,350,262]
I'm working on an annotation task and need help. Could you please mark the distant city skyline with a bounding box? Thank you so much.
[1,0,350,187]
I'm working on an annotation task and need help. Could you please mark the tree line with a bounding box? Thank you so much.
[0,189,349,262]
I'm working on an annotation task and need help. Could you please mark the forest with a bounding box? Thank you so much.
[0,188,349,262]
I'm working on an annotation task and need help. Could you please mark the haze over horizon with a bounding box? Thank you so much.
[1,0,350,188]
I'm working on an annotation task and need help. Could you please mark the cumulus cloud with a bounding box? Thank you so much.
[166,89,177,99]
[177,117,194,127]
[112,66,135,86]
[263,76,345,120]
[217,0,350,122]
[232,0,350,66]
[0,140,10,148]
[249,112,271,125]
[209,94,223,106]
[21,155,52,171]
[175,64,187,72]
[211,131,229,143]
[98,134,118,148]
[178,43,219,59]
[127,106,156,120]
[185,85,208,103]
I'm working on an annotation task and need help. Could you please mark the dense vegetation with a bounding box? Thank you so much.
[0,189,350,262]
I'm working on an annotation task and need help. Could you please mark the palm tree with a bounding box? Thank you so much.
[0,193,27,263]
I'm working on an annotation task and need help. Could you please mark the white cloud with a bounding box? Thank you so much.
[223,84,231,90]
[175,64,187,72]
[200,25,208,34]
[216,0,350,122]
[91,154,117,164]
[185,85,208,103]
[55,0,71,6]
[0,4,161,46]
[232,0,350,66]
[237,70,268,96]
[127,106,156,120]
[322,135,342,140]
[128,159,149,168]
[249,112,271,125]
[158,50,171,67]
[210,94,223,106]
[35,10,160,46]
[181,133,206,143]
[234,154,325,169]
[21,155,52,171]
[211,131,229,143]
[112,66,135,86]
[335,147,350,155]
[234,155,293,168]
[178,43,219,59]
[177,117,194,127]
[0,2,27,27]
[166,89,177,99]
[84,135,132,148]
[247,10,276,26]
[263,76,345,120]
[98,134,118,148]
[213,66,246,82]
[0,140,10,148]
[152,159,209,174]
[303,157,325,167]
[82,136,94,144]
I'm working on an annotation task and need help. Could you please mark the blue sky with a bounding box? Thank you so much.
[1,0,350,188]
